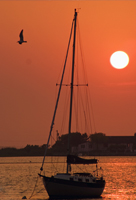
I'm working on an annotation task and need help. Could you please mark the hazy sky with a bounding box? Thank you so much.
[1,1,136,147]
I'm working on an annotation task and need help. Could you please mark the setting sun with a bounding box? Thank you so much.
[110,51,129,69]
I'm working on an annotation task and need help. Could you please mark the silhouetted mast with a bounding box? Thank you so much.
[67,9,77,173]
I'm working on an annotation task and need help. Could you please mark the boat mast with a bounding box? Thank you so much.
[67,9,77,173]
[40,18,74,173]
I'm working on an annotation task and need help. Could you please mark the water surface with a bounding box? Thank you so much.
[0,156,136,200]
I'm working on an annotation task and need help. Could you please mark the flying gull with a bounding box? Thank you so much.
[17,29,27,44]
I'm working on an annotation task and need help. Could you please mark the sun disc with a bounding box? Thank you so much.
[110,51,129,69]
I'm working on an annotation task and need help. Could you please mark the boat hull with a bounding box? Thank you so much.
[41,175,105,199]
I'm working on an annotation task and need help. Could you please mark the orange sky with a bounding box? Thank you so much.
[1,1,136,147]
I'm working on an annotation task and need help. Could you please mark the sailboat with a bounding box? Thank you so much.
[39,9,105,198]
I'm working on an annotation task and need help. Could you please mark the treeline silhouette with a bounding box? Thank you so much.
[1,132,136,157]
[0,144,48,157]
[0,132,89,157]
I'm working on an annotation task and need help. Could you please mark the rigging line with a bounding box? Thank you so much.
[77,86,90,134]
[60,62,71,135]
[87,88,96,132]
[76,19,89,134]
[60,89,70,135]
[77,19,88,85]
[72,91,79,132]
[75,164,87,173]
[50,133,66,174]
[83,86,93,134]
[75,18,79,132]
[68,15,77,156]
[76,24,80,132]
[85,87,94,133]
[40,19,74,173]
[50,134,56,144]
[29,14,74,200]
[77,19,96,134]
[29,175,39,199]
[58,47,72,135]
[73,17,88,133]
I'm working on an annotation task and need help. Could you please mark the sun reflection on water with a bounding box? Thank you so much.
[0,156,136,200]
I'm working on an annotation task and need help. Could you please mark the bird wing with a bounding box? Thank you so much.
[19,29,23,41]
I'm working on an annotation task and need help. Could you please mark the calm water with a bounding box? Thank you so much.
[0,156,136,200]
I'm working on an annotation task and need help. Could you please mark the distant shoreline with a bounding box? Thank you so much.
[0,153,136,157]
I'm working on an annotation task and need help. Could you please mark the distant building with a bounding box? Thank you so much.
[71,135,136,155]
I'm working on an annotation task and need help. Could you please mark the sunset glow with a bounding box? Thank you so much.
[0,1,136,148]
